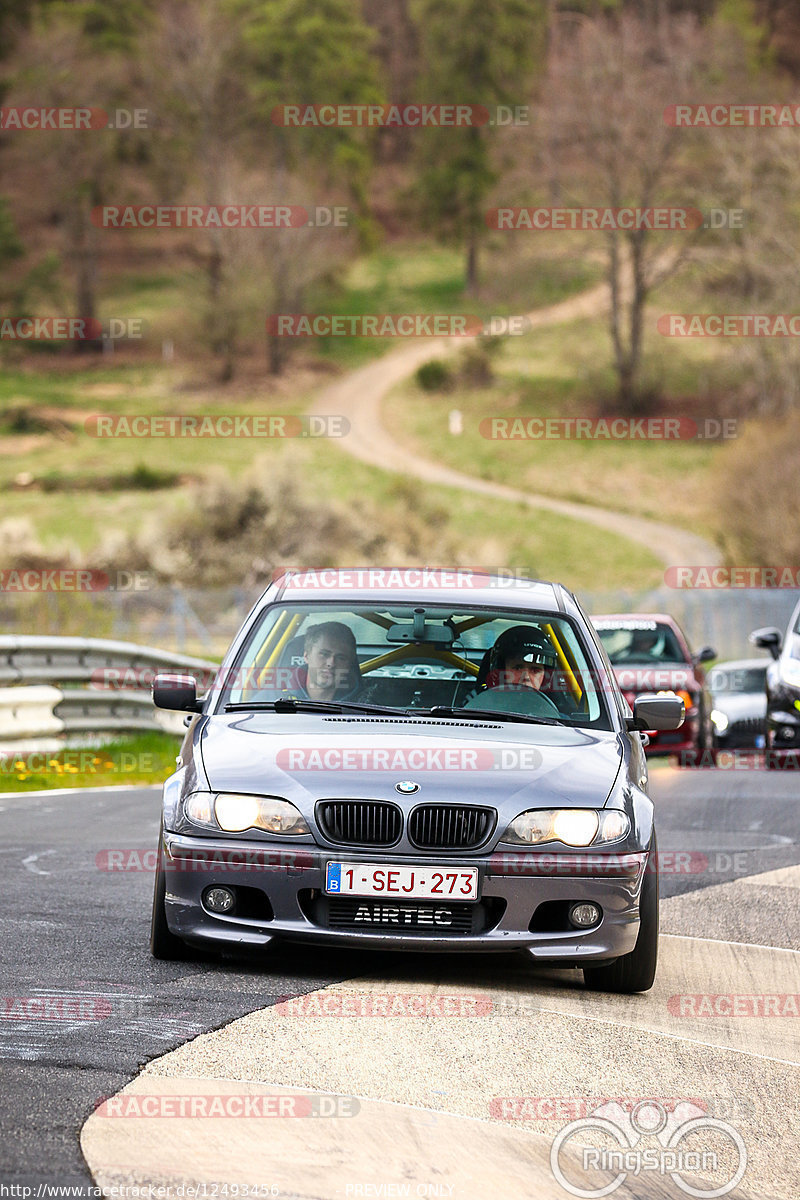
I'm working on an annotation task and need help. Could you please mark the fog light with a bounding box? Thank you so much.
[569,902,601,928]
[204,886,235,914]
[779,726,795,741]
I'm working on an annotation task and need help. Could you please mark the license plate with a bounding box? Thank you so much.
[325,862,479,901]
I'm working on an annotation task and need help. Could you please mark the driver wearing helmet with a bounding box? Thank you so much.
[465,626,561,714]
[485,626,559,691]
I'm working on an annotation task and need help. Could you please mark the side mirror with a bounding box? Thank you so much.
[694,646,716,665]
[750,627,782,660]
[153,673,203,712]
[626,693,685,732]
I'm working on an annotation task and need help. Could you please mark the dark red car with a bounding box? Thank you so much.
[591,614,715,763]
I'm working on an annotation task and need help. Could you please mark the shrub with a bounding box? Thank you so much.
[711,414,800,565]
[135,456,461,588]
[416,359,454,391]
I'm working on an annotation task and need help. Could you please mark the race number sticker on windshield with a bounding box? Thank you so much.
[326,862,479,901]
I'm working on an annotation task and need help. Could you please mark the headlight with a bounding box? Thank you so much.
[184,791,309,835]
[502,808,630,847]
[782,660,800,689]
[185,791,215,827]
[215,794,310,835]
[658,688,694,712]
[710,709,729,733]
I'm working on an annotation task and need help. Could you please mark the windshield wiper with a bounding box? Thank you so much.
[223,699,565,724]
[224,698,409,716]
[418,705,565,726]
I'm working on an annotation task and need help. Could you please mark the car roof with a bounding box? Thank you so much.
[591,613,680,627]
[265,570,576,615]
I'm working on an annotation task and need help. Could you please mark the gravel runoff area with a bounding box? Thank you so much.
[81,865,800,1200]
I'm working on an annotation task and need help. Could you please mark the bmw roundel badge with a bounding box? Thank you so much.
[395,780,420,794]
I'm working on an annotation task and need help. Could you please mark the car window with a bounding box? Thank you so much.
[216,602,614,728]
[594,620,685,664]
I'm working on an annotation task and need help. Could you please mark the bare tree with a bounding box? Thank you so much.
[4,13,137,350]
[548,11,710,411]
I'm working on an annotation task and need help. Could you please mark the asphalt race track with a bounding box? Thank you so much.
[2,768,799,1198]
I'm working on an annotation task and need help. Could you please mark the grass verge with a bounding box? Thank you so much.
[0,731,182,792]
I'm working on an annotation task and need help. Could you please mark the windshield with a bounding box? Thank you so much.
[213,602,613,729]
[594,619,685,665]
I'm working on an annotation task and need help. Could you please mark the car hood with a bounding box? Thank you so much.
[199,713,624,810]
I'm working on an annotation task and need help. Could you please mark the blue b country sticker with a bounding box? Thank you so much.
[326,863,342,892]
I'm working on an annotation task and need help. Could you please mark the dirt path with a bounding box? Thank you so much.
[309,278,721,569]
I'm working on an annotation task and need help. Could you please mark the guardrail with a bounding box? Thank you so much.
[0,637,219,746]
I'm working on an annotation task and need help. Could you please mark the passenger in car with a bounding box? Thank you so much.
[283,622,363,701]
[616,628,663,662]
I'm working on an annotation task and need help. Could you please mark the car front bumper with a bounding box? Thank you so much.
[160,833,650,963]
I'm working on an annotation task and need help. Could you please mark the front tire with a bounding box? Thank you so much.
[583,835,659,994]
[150,831,191,961]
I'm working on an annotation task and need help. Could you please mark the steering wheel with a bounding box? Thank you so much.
[463,685,561,717]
